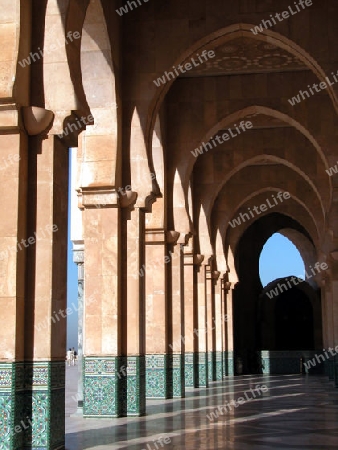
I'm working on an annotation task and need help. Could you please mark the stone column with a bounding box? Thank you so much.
[220,276,228,379]
[206,262,216,382]
[81,188,124,418]
[183,243,196,388]
[145,229,170,399]
[24,132,68,449]
[168,236,185,398]
[122,205,147,415]
[213,271,223,380]
[196,257,208,387]
[0,113,28,449]
[224,282,235,375]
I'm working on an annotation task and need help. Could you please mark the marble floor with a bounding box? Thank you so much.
[65,367,338,449]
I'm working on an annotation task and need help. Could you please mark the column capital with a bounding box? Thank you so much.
[193,254,204,266]
[120,190,138,209]
[223,280,232,292]
[134,192,157,213]
[22,106,54,136]
[166,230,180,245]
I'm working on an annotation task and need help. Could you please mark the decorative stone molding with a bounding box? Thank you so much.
[166,230,180,244]
[177,232,192,246]
[224,281,232,291]
[120,190,138,209]
[213,271,221,280]
[141,192,157,213]
[22,106,54,136]
[193,254,204,266]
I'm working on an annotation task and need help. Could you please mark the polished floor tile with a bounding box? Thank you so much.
[65,367,338,449]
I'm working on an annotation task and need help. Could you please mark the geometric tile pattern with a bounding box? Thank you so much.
[83,357,123,418]
[171,354,185,398]
[184,353,195,388]
[224,351,234,376]
[196,352,208,388]
[124,356,146,416]
[146,354,170,399]
[0,362,23,450]
[24,361,65,449]
[208,352,215,382]
[0,361,65,450]
[215,351,223,380]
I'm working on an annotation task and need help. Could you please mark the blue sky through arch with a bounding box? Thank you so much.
[259,233,305,287]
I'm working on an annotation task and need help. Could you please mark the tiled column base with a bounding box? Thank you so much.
[215,352,223,380]
[170,354,185,398]
[208,352,215,382]
[0,361,65,450]
[24,361,65,450]
[195,352,208,388]
[184,353,195,388]
[224,351,234,376]
[146,355,171,399]
[83,357,124,417]
[124,356,146,416]
[0,362,25,450]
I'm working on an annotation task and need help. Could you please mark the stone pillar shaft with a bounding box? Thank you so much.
[196,262,208,387]
[214,274,223,380]
[170,243,185,397]
[0,131,28,450]
[183,247,196,387]
[225,284,235,375]
[122,207,146,415]
[145,229,171,399]
[206,264,215,382]
[82,192,123,418]
[24,135,68,449]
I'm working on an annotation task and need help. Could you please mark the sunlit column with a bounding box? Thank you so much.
[0,125,28,448]
[145,229,170,399]
[196,257,208,387]
[225,281,235,375]
[169,236,185,397]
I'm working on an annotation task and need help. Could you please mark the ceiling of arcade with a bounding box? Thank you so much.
[162,26,338,271]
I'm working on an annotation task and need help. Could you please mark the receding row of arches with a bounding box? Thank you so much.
[230,213,322,375]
